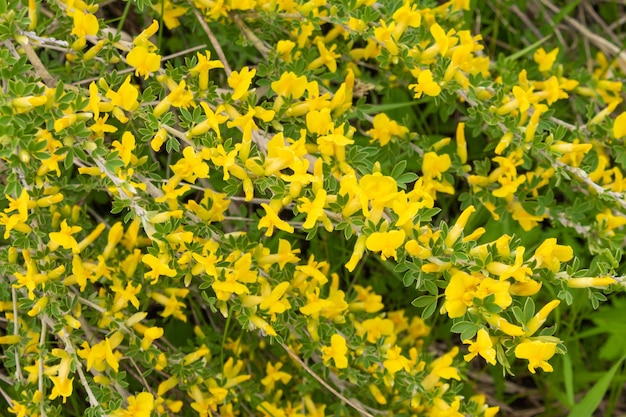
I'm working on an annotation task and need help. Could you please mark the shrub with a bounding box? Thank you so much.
[1,0,625,416]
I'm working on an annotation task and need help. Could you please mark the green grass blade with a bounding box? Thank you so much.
[542,0,583,35]
[363,102,416,114]
[568,355,626,417]
[562,353,575,406]
[504,36,551,62]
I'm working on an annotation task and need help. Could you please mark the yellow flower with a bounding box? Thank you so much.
[106,76,139,122]
[142,254,177,283]
[79,333,123,373]
[533,47,559,72]
[445,205,476,246]
[409,69,441,98]
[321,334,348,369]
[258,202,294,236]
[515,340,557,373]
[525,300,560,336]
[141,327,164,350]
[422,151,451,180]
[49,374,73,403]
[366,113,408,146]
[567,276,616,288]
[532,238,573,273]
[261,361,292,393]
[152,0,187,29]
[383,345,410,374]
[360,317,394,343]
[366,229,406,261]
[190,51,224,91]
[443,271,477,318]
[463,329,496,365]
[113,392,154,417]
[71,9,98,48]
[170,146,210,182]
[228,66,256,100]
[111,131,136,167]
[271,71,308,99]
[259,281,291,321]
[613,112,626,139]
[373,20,398,55]
[307,40,340,73]
[485,313,525,336]
[49,220,82,253]
[126,45,161,79]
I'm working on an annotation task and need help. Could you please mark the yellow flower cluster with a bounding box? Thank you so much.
[2,0,625,415]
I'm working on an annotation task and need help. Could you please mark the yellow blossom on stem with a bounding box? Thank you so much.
[531,238,573,273]
[613,112,626,139]
[271,71,308,99]
[422,347,461,390]
[409,69,441,98]
[228,66,256,100]
[486,246,532,282]
[151,289,188,322]
[142,254,177,284]
[445,205,475,247]
[126,45,161,79]
[365,229,406,261]
[485,313,525,336]
[307,40,340,73]
[442,271,477,318]
[525,300,560,336]
[514,340,557,373]
[106,76,139,123]
[369,384,387,405]
[71,9,99,49]
[48,349,73,403]
[152,0,187,29]
[78,332,123,373]
[112,131,136,167]
[258,202,294,236]
[533,47,559,72]
[359,316,394,343]
[258,281,291,320]
[112,392,154,417]
[321,334,348,369]
[567,276,616,288]
[49,220,82,253]
[422,151,451,180]
[463,328,496,365]
[345,234,367,272]
[170,146,210,182]
[190,51,224,91]
[373,20,398,55]
[384,345,411,374]
[261,361,292,393]
[27,296,48,317]
[367,113,409,146]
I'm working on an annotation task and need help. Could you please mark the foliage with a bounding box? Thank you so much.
[1,0,625,416]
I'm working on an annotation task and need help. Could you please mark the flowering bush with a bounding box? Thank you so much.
[1,0,625,416]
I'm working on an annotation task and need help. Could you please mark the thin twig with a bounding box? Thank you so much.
[20,41,57,87]
[232,14,271,56]
[11,287,23,383]
[38,315,48,417]
[44,318,105,414]
[190,3,232,75]
[280,342,378,417]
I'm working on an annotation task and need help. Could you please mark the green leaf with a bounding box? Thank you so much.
[412,295,435,308]
[568,354,626,417]
[391,160,407,179]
